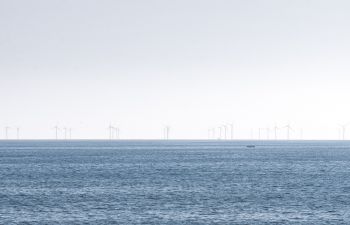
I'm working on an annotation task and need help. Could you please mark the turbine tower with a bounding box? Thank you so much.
[258,128,262,140]
[4,126,10,140]
[209,128,216,140]
[108,124,114,140]
[339,123,349,140]
[16,127,20,140]
[114,127,120,139]
[166,126,170,140]
[229,123,234,140]
[54,126,59,140]
[163,126,170,140]
[284,124,293,140]
[266,128,270,140]
[274,125,279,140]
[63,127,68,140]
[223,125,228,140]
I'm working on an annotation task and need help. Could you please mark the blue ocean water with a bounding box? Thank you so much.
[1,140,350,224]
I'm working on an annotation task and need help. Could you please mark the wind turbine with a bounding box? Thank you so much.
[16,127,20,140]
[258,128,262,140]
[229,123,234,140]
[162,126,169,140]
[108,124,114,140]
[273,125,279,140]
[212,128,216,140]
[339,123,350,140]
[63,127,68,140]
[223,125,228,140]
[284,124,293,140]
[164,126,170,140]
[266,128,270,140]
[114,127,120,139]
[4,126,10,140]
[54,126,60,140]
[167,126,170,140]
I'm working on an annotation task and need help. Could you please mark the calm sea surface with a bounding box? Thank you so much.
[1,140,350,224]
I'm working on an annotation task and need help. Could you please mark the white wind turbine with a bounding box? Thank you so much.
[4,126,10,140]
[273,125,279,140]
[284,124,293,140]
[108,124,120,140]
[108,124,114,140]
[258,128,262,140]
[54,125,60,140]
[229,123,234,140]
[16,127,20,140]
[218,126,222,140]
[163,126,170,140]
[212,128,216,140]
[63,127,68,140]
[223,125,228,140]
[339,123,350,140]
[166,126,170,140]
[114,127,120,139]
[266,128,270,140]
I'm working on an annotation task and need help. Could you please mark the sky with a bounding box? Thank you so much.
[1,0,350,139]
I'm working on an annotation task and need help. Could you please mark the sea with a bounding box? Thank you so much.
[1,140,350,224]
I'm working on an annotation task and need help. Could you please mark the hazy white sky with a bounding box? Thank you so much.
[1,0,350,139]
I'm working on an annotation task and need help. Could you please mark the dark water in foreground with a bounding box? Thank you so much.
[1,140,350,224]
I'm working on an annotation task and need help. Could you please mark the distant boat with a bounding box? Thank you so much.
[246,145,255,148]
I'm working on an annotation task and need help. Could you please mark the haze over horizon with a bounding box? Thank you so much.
[1,0,350,139]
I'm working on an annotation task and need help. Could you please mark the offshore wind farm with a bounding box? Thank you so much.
[2,0,350,224]
[1,122,350,140]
